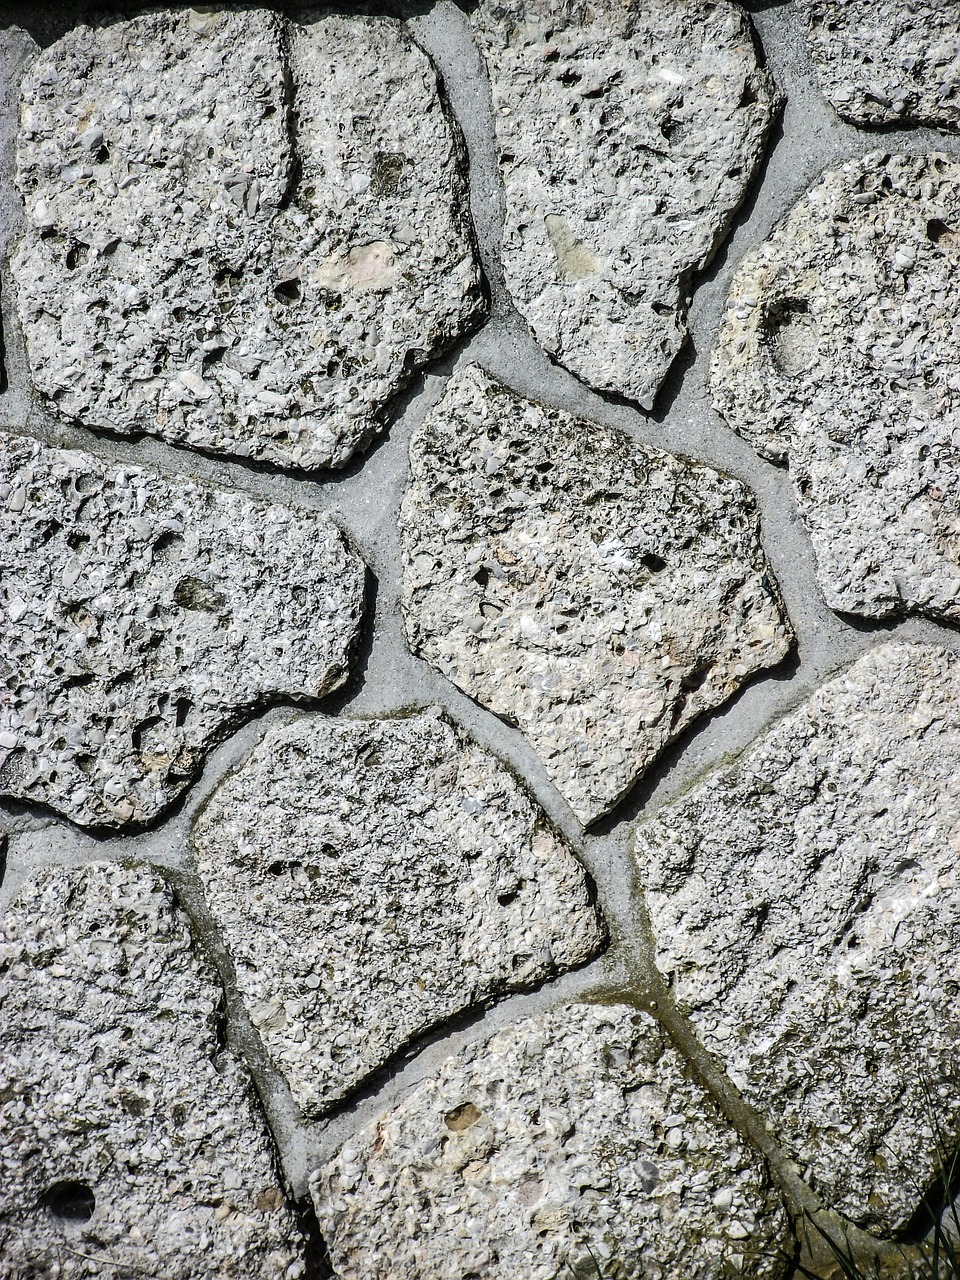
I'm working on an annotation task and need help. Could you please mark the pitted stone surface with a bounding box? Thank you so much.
[797,0,960,130]
[399,366,792,825]
[191,709,603,1116]
[11,7,484,470]
[472,0,777,408]
[0,432,364,827]
[0,862,305,1279]
[711,153,960,621]
[312,1000,791,1280]
[635,642,960,1234]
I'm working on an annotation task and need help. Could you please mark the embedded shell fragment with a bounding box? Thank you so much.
[191,709,603,1115]
[400,365,792,825]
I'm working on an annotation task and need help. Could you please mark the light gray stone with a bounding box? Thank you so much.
[400,366,793,825]
[797,0,960,130]
[191,709,603,1116]
[0,862,305,1279]
[11,7,484,470]
[635,642,960,1234]
[312,1000,791,1280]
[711,152,960,621]
[0,432,364,827]
[472,0,777,408]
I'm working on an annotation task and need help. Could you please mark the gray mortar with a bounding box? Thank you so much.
[3,3,960,1276]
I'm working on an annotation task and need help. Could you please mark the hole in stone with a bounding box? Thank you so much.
[473,567,490,588]
[739,83,758,108]
[64,243,87,271]
[42,1180,95,1221]
[763,298,820,377]
[174,697,193,728]
[680,665,710,693]
[94,143,109,164]
[559,69,581,86]
[640,552,667,573]
[444,1102,482,1132]
[274,278,301,305]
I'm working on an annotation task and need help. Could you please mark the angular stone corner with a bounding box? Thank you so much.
[312,1000,791,1279]
[0,861,305,1278]
[635,641,960,1234]
[0,432,365,827]
[472,0,777,408]
[191,708,603,1116]
[711,152,960,622]
[11,7,484,471]
[399,365,792,825]
[797,0,960,131]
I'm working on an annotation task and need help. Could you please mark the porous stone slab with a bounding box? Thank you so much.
[471,0,777,408]
[0,432,364,827]
[399,366,792,825]
[191,709,603,1116]
[712,152,960,622]
[635,642,960,1234]
[312,1000,791,1280]
[0,862,305,1279]
[11,7,484,470]
[797,0,960,130]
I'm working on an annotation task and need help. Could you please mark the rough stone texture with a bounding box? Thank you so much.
[11,7,484,470]
[635,642,960,1235]
[0,862,305,1279]
[797,0,960,131]
[472,0,777,408]
[711,152,960,622]
[400,366,793,825]
[191,709,603,1116]
[312,1000,791,1280]
[0,432,364,827]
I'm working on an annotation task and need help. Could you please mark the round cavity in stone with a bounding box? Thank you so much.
[42,1179,96,1221]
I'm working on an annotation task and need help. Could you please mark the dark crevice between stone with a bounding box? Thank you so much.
[295,1196,335,1280]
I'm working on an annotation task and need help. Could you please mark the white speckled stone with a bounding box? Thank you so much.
[635,642,960,1234]
[191,709,602,1116]
[0,432,365,827]
[712,153,960,622]
[312,1000,791,1280]
[472,0,777,408]
[400,366,792,825]
[11,8,484,470]
[0,862,305,1279]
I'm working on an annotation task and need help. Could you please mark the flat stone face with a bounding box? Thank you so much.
[400,366,792,825]
[797,0,960,130]
[11,7,484,470]
[711,153,960,621]
[635,642,960,1234]
[312,1001,791,1280]
[0,433,364,827]
[0,862,305,1279]
[472,0,777,408]
[191,709,603,1117]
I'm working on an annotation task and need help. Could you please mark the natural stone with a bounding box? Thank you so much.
[712,153,960,621]
[635,642,960,1234]
[0,862,305,1278]
[797,0,960,130]
[0,432,364,827]
[472,0,777,408]
[191,708,603,1116]
[400,365,792,825]
[312,1000,792,1280]
[11,7,484,470]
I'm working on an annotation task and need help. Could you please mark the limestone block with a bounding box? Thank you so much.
[472,0,777,408]
[400,366,792,825]
[191,709,603,1116]
[0,432,365,826]
[11,7,484,470]
[312,1001,791,1280]
[635,642,960,1233]
[0,862,305,1279]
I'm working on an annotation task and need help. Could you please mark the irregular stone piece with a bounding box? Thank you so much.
[0,862,305,1279]
[400,366,792,825]
[797,0,960,130]
[191,709,602,1115]
[635,642,960,1234]
[312,1001,791,1280]
[711,153,960,621]
[0,432,364,826]
[472,0,777,408]
[11,8,484,470]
